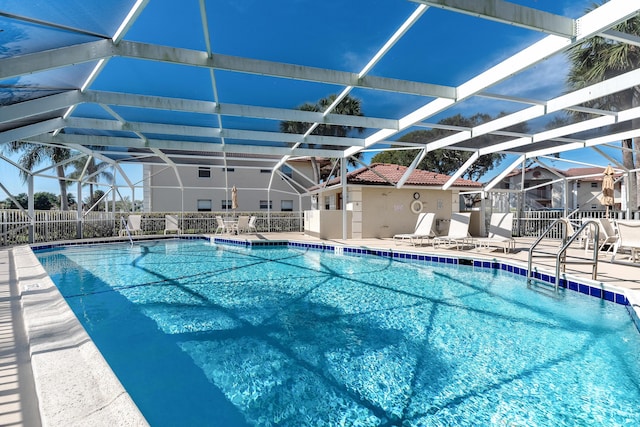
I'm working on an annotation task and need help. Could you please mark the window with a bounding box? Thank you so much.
[281,200,293,212]
[591,182,598,188]
[260,169,271,174]
[591,204,598,209]
[197,199,212,212]
[504,183,510,189]
[221,200,232,209]
[324,196,332,210]
[259,200,272,210]
[223,168,235,172]
[577,182,581,188]
[282,165,293,178]
[198,167,211,178]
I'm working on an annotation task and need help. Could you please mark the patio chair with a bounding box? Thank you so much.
[215,216,228,234]
[393,212,436,246]
[594,217,618,255]
[433,212,472,249]
[235,215,250,234]
[247,215,257,233]
[119,214,142,236]
[611,220,640,263]
[164,214,181,235]
[473,212,515,253]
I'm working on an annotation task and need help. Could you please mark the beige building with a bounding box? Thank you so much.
[499,166,624,211]
[305,163,483,239]
[143,159,318,212]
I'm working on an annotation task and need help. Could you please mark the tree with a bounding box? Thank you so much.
[67,154,114,204]
[2,193,28,209]
[33,192,58,210]
[280,94,365,184]
[5,142,71,210]
[566,3,640,209]
[85,189,106,211]
[372,113,520,180]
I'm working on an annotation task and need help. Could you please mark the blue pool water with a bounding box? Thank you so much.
[36,240,640,426]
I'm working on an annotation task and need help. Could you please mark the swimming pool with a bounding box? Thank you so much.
[36,239,640,426]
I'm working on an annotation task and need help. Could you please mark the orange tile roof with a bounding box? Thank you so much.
[317,163,482,188]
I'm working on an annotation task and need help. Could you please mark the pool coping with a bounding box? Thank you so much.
[13,245,149,426]
[18,235,640,424]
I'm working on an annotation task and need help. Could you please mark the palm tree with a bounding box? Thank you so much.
[280,94,365,184]
[566,3,640,209]
[5,142,71,210]
[67,155,114,205]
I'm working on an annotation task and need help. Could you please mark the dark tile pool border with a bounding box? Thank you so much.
[31,235,634,320]
[208,236,631,308]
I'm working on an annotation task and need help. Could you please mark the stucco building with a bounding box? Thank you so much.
[305,163,483,239]
[498,166,624,211]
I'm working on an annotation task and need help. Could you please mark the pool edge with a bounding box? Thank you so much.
[13,245,149,427]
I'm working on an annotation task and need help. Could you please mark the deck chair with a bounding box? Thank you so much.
[215,216,228,234]
[235,215,250,234]
[393,213,436,246]
[119,214,142,236]
[164,214,181,235]
[247,216,257,233]
[596,217,618,254]
[611,220,640,263]
[433,212,472,249]
[473,212,515,253]
[581,217,618,255]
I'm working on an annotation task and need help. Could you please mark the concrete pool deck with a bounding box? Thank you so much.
[1,234,639,425]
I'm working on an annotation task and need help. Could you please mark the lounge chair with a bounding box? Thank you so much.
[433,212,472,249]
[581,217,618,255]
[247,216,257,233]
[119,214,142,236]
[473,212,515,253]
[611,220,640,263]
[235,215,250,234]
[164,214,181,235]
[215,216,228,234]
[393,212,436,246]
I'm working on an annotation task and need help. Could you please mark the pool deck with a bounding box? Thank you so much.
[1,233,639,426]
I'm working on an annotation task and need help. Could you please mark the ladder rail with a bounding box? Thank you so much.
[527,218,600,290]
[120,216,134,246]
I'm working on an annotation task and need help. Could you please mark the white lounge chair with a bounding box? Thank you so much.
[247,216,257,233]
[393,212,436,246]
[164,214,181,235]
[119,214,142,236]
[215,216,228,234]
[234,215,250,234]
[433,212,472,249]
[473,212,515,253]
[611,220,640,263]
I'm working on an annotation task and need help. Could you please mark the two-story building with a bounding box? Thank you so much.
[498,166,624,212]
[143,158,321,213]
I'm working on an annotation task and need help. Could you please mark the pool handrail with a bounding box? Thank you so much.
[528,218,599,290]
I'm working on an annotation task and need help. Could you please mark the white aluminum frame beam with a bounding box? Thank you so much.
[0,40,456,99]
[25,133,345,158]
[64,117,366,148]
[414,0,575,37]
[347,0,639,159]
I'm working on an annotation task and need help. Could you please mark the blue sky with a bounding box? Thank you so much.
[1,0,622,201]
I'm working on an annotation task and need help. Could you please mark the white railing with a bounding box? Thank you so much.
[0,210,303,247]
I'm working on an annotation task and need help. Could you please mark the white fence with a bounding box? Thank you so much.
[0,210,303,247]
[2,208,638,247]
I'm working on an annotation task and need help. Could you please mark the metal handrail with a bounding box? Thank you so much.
[121,216,133,246]
[528,218,600,290]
